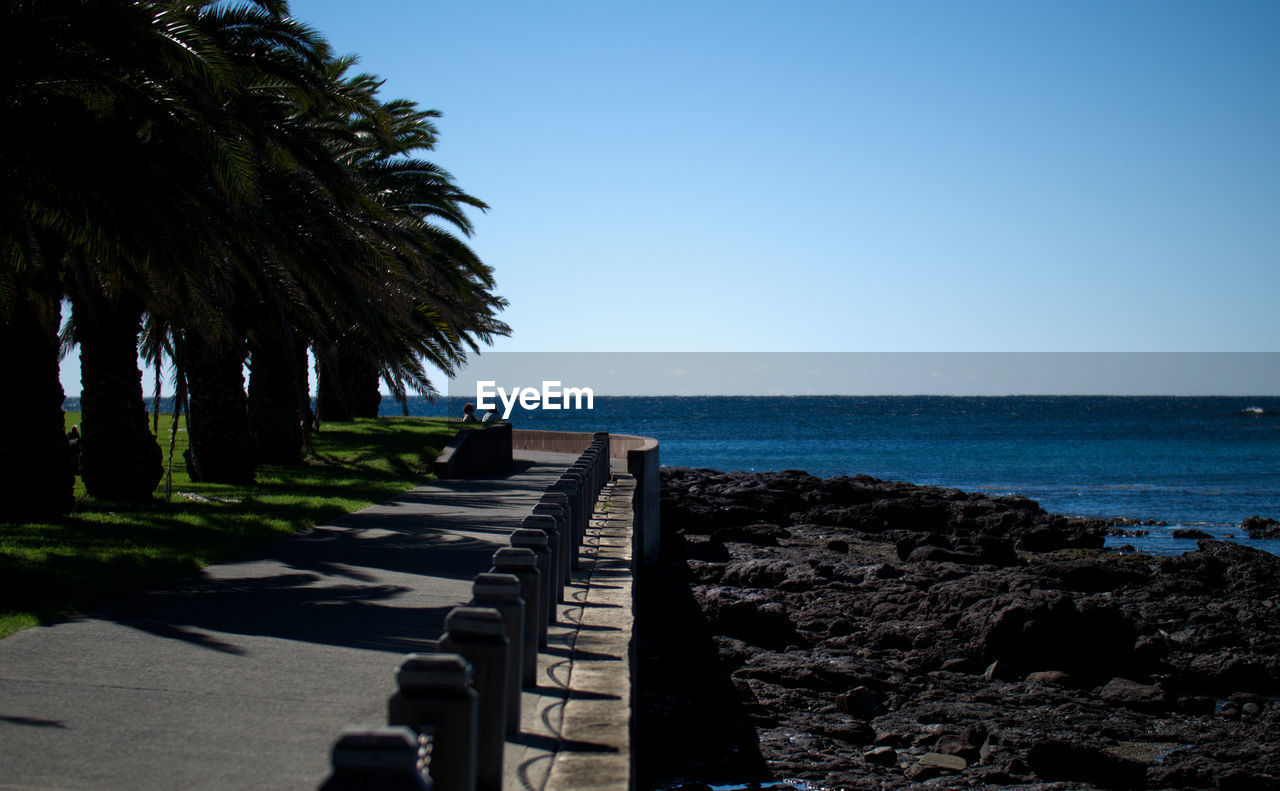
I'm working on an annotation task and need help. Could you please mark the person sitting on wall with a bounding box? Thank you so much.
[461,402,479,423]
[67,425,81,473]
[481,407,499,423]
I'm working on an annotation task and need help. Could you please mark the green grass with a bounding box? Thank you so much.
[0,414,460,639]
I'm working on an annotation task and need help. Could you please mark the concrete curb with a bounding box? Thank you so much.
[506,475,635,791]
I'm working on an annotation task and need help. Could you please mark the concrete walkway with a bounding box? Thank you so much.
[0,451,631,791]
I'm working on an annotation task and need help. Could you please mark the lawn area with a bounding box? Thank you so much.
[0,414,460,639]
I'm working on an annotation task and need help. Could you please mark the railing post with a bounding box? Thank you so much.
[509,528,553,642]
[467,574,525,736]
[592,432,610,484]
[387,653,478,791]
[490,548,540,690]
[317,726,430,791]
[555,472,588,560]
[437,607,509,791]
[536,495,571,590]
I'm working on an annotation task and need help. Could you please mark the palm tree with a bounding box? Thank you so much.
[170,2,386,482]
[0,0,258,514]
[2,0,509,507]
[311,79,509,422]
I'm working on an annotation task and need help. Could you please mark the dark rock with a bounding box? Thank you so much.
[866,562,902,579]
[1026,670,1072,685]
[918,751,967,771]
[1242,514,1280,539]
[1027,739,1147,788]
[813,718,874,744]
[1175,694,1216,713]
[714,522,790,546]
[698,588,795,648]
[896,532,951,561]
[907,545,985,565]
[834,686,884,717]
[979,594,1136,682]
[1099,677,1167,710]
[902,762,943,781]
[1173,528,1213,539]
[863,745,897,766]
[646,466,1280,789]
[934,736,980,763]
[1050,559,1150,592]
[1158,547,1228,590]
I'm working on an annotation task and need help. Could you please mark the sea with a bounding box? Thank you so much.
[70,394,1280,556]
[425,394,1280,557]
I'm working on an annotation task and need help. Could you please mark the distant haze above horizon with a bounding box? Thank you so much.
[447,353,1280,397]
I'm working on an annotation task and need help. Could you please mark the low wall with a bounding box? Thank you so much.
[510,430,653,459]
[513,429,661,566]
[432,422,513,478]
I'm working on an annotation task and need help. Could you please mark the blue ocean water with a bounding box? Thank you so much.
[422,394,1280,555]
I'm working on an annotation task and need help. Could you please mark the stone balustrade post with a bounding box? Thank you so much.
[535,496,571,591]
[509,528,553,643]
[572,457,597,502]
[387,653,477,791]
[467,574,524,736]
[490,547,540,690]
[560,470,589,545]
[551,477,584,568]
[436,607,509,791]
[317,726,431,791]
[592,432,610,484]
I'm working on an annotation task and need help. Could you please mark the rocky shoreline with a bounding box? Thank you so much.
[636,467,1280,790]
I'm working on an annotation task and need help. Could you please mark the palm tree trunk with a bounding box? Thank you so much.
[182,332,256,485]
[74,293,163,501]
[248,329,306,464]
[0,299,73,520]
[316,341,381,421]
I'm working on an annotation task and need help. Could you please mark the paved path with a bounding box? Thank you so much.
[0,451,621,791]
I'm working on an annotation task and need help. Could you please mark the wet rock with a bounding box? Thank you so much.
[1172,527,1212,539]
[1242,514,1280,539]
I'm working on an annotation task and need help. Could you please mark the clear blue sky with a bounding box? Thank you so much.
[59,0,1280,394]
